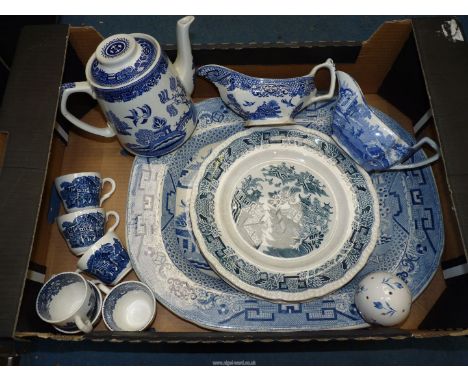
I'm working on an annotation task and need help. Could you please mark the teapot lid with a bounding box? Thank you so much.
[88,33,159,88]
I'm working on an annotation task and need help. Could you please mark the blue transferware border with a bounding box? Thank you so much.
[126,97,444,331]
[92,38,157,88]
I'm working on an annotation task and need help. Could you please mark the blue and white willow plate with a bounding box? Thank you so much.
[190,126,379,302]
[126,98,444,331]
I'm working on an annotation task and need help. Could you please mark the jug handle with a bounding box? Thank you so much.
[390,137,440,170]
[304,59,336,107]
[60,82,116,138]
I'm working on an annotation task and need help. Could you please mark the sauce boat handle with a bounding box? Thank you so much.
[304,59,336,107]
[390,137,440,170]
[60,82,116,138]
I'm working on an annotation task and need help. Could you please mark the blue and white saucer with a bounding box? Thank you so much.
[126,98,444,331]
[190,126,379,302]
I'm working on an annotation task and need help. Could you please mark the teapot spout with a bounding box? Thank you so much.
[173,16,195,96]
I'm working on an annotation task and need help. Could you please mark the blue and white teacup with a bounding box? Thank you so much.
[53,280,103,334]
[55,172,116,213]
[331,71,440,172]
[57,208,120,256]
[77,231,132,286]
[36,272,98,333]
[97,281,156,331]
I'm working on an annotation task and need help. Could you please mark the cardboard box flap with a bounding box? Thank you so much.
[413,17,468,260]
[0,24,69,338]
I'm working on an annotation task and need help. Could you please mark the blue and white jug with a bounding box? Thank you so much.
[332,71,440,172]
[61,16,196,157]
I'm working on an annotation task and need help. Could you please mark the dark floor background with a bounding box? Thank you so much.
[2,15,468,366]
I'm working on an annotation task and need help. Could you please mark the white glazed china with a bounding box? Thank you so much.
[57,208,120,255]
[60,16,197,158]
[55,172,116,213]
[197,59,336,127]
[36,272,97,333]
[354,271,412,326]
[53,280,103,334]
[98,281,156,331]
[126,98,444,331]
[332,71,440,172]
[77,231,132,286]
[190,126,380,303]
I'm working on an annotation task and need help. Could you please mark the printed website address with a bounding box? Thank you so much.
[212,360,257,366]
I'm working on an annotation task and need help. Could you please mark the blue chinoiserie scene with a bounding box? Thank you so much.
[52,15,447,338]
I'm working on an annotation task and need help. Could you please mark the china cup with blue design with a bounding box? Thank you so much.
[53,280,103,334]
[55,172,116,213]
[57,208,120,256]
[60,16,197,157]
[97,281,156,331]
[331,71,440,172]
[197,58,336,127]
[77,231,132,286]
[36,272,98,333]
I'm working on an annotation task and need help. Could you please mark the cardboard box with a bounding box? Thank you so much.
[1,17,468,350]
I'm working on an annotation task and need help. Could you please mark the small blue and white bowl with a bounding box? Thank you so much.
[354,271,412,326]
[55,172,116,213]
[197,59,336,127]
[99,281,156,331]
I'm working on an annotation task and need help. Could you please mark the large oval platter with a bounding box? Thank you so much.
[126,98,444,331]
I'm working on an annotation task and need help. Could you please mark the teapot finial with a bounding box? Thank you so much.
[173,16,195,96]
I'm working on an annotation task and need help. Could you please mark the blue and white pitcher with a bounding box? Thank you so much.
[61,16,196,157]
[332,71,440,172]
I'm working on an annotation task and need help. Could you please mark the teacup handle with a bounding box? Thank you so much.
[88,278,112,294]
[74,315,93,333]
[100,178,116,206]
[105,211,120,233]
[305,59,336,106]
[390,137,440,170]
[60,82,116,138]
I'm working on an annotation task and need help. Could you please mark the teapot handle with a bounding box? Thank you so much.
[390,137,440,170]
[304,59,336,107]
[60,82,116,138]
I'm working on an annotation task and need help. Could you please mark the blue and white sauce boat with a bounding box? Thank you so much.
[60,16,196,157]
[197,59,336,126]
[332,71,440,172]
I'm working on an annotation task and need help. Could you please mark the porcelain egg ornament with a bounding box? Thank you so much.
[60,16,197,158]
[354,272,412,326]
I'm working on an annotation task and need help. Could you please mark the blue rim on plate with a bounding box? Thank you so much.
[126,97,444,331]
[190,126,380,302]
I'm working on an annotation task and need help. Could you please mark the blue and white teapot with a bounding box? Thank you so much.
[61,16,196,157]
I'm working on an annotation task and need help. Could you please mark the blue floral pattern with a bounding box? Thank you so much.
[332,72,412,171]
[126,98,444,331]
[125,105,195,157]
[231,162,333,258]
[61,212,105,249]
[86,238,130,285]
[59,176,101,210]
[197,65,317,124]
[94,56,168,103]
[91,38,157,87]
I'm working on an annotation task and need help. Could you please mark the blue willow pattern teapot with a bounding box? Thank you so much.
[61,16,196,157]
